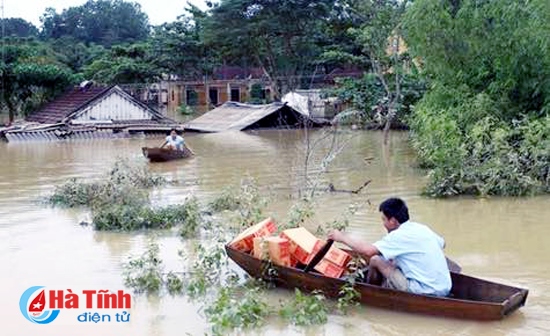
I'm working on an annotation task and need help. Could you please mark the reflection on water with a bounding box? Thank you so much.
[1,129,549,336]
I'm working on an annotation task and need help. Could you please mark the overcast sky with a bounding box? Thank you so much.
[2,0,209,27]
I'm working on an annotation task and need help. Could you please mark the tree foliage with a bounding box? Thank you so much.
[0,18,39,38]
[49,37,106,73]
[204,0,335,98]
[0,40,77,122]
[328,72,426,127]
[40,0,150,47]
[404,0,550,196]
[151,5,218,79]
[404,0,550,119]
[83,43,161,84]
[319,1,414,135]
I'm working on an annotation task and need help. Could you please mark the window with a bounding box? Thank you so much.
[230,88,240,102]
[209,88,219,105]
[186,89,198,106]
[262,89,271,101]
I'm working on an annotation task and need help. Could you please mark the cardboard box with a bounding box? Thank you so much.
[266,236,292,267]
[314,259,346,278]
[253,236,268,259]
[280,227,321,265]
[229,218,277,252]
[253,236,292,267]
[289,254,298,268]
[308,239,352,268]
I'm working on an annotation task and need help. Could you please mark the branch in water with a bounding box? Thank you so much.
[328,180,372,194]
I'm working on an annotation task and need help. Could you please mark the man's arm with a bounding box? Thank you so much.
[328,230,380,258]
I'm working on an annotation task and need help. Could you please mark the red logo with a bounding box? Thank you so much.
[28,290,46,313]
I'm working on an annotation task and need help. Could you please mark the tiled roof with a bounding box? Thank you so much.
[111,119,175,125]
[26,86,113,124]
[212,66,264,80]
[325,67,365,81]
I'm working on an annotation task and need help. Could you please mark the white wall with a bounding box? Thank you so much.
[73,92,153,121]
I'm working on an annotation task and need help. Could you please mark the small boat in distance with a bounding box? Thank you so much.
[142,146,193,162]
[225,245,529,320]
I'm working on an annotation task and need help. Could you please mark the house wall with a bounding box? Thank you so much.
[166,80,273,112]
[73,91,153,121]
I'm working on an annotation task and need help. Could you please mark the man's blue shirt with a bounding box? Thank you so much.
[373,221,452,296]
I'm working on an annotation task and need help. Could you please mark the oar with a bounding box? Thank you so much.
[304,239,334,273]
[184,144,196,155]
[303,238,461,274]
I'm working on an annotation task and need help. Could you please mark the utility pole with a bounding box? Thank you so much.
[1,0,4,114]
[1,0,6,126]
[1,0,4,67]
[1,0,4,61]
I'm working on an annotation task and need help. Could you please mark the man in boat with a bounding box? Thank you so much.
[161,129,185,151]
[328,197,452,296]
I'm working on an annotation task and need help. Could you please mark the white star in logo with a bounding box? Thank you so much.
[33,302,42,309]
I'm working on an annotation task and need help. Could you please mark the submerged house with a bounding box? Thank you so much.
[282,90,346,119]
[184,101,328,133]
[1,82,181,142]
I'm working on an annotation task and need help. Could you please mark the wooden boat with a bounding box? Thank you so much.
[142,146,193,162]
[225,245,529,320]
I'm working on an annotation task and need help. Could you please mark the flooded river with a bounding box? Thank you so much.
[1,129,549,336]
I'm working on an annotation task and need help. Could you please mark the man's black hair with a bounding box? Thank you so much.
[379,198,410,224]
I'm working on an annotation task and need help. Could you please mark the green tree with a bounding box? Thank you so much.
[328,72,426,127]
[48,37,106,73]
[403,0,550,196]
[351,0,411,140]
[151,4,218,79]
[204,0,335,99]
[0,40,76,123]
[317,1,414,137]
[404,0,550,120]
[316,0,373,72]
[40,0,150,47]
[0,18,39,38]
[83,43,161,84]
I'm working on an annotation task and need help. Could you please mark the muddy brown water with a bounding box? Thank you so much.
[0,129,548,336]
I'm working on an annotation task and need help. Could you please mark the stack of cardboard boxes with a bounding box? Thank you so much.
[229,217,351,278]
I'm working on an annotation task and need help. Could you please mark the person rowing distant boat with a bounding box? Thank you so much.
[160,128,195,155]
[161,129,185,151]
[328,197,452,297]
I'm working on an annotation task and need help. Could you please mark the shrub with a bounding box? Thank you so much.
[279,289,328,326]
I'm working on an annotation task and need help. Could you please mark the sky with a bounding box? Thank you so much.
[1,0,209,27]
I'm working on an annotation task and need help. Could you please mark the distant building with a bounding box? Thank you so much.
[323,66,366,84]
[165,79,273,113]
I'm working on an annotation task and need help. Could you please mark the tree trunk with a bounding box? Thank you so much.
[3,91,16,124]
[383,35,401,145]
